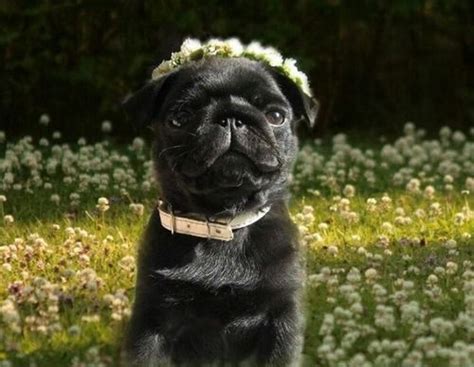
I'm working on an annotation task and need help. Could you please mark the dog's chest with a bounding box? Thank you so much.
[155,238,260,289]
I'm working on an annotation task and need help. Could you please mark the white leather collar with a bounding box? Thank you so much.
[157,200,271,241]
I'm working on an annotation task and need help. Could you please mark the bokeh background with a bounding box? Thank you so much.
[2,0,473,139]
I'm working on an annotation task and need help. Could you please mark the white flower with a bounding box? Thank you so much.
[327,245,338,255]
[404,122,416,135]
[381,222,393,232]
[343,184,356,198]
[101,120,112,133]
[423,185,435,199]
[179,38,202,57]
[245,41,266,59]
[50,194,60,204]
[365,268,378,282]
[151,60,174,80]
[282,58,299,78]
[96,197,110,212]
[346,268,361,283]
[427,274,438,285]
[129,203,145,217]
[452,130,466,144]
[439,126,451,139]
[406,178,421,193]
[258,46,284,67]
[225,38,244,57]
[203,38,227,55]
[39,114,50,126]
[132,137,145,151]
[150,38,312,96]
[429,317,454,337]
[444,174,454,184]
[366,198,377,210]
[466,177,474,191]
[446,261,458,275]
[39,138,49,147]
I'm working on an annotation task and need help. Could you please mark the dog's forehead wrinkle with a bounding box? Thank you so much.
[186,60,275,95]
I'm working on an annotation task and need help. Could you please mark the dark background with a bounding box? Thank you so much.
[1,0,473,140]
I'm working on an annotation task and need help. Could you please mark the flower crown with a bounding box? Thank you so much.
[151,38,313,97]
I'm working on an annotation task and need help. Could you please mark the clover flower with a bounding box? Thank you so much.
[101,120,112,133]
[404,122,416,136]
[129,203,144,217]
[423,185,435,199]
[96,197,109,213]
[103,289,131,321]
[374,305,396,331]
[327,245,338,255]
[406,178,421,193]
[39,114,50,126]
[50,194,60,204]
[343,184,356,198]
[150,38,312,97]
[365,268,378,283]
[446,261,458,275]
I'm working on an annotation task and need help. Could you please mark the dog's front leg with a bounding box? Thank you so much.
[255,300,304,367]
[124,303,173,367]
[129,332,173,367]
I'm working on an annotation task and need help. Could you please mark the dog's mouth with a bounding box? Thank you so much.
[178,149,280,195]
[180,148,282,180]
[212,151,256,188]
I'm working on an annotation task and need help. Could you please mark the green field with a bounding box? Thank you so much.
[0,123,473,366]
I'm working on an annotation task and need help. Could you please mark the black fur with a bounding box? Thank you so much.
[123,56,317,366]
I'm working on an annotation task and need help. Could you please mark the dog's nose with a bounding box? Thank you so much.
[217,116,244,128]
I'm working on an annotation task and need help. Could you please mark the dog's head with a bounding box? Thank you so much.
[124,56,318,214]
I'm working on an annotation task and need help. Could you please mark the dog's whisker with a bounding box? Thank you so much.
[157,144,187,160]
[168,146,200,173]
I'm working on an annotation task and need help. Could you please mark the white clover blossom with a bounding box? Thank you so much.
[150,38,312,97]
[129,203,144,217]
[39,114,50,126]
[343,184,356,198]
[50,194,60,204]
[96,197,110,213]
[466,177,474,191]
[101,120,112,133]
[179,38,202,57]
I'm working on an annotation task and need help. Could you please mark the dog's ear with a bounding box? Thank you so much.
[122,73,177,128]
[269,70,319,129]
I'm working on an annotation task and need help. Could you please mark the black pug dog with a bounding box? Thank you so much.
[123,54,318,366]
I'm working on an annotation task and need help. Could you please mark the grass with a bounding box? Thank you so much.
[0,124,473,366]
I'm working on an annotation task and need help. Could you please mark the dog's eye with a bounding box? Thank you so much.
[265,110,286,126]
[168,119,182,128]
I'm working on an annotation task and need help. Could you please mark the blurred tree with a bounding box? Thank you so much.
[0,0,473,140]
